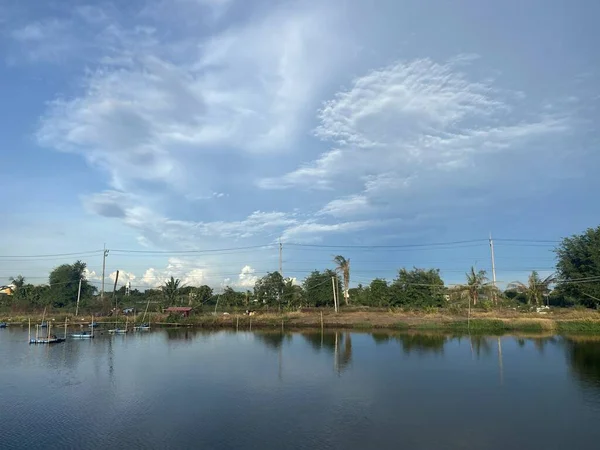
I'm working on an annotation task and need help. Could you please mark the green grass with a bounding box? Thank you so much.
[557,320,600,334]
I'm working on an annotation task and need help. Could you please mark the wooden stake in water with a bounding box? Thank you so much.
[236,316,239,331]
[249,317,252,331]
[281,319,284,333]
[28,318,31,342]
[320,311,324,332]
[64,316,68,340]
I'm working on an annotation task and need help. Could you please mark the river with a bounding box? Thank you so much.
[1,327,599,449]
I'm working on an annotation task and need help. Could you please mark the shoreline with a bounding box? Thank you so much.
[3,310,600,335]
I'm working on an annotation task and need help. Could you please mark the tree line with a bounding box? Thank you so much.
[2,226,599,312]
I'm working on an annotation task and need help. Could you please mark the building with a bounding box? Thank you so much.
[164,306,193,317]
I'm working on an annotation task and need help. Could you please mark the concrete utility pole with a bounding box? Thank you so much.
[489,233,497,303]
[101,244,109,301]
[279,238,283,277]
[75,278,82,316]
[332,276,338,313]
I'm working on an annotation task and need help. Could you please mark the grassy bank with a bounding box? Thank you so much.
[3,309,600,335]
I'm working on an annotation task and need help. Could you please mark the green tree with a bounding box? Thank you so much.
[461,266,489,306]
[348,283,369,305]
[333,255,351,305]
[9,275,25,289]
[507,271,555,306]
[254,271,285,309]
[162,276,181,305]
[555,226,600,307]
[48,261,95,308]
[303,270,341,307]
[282,279,303,309]
[390,268,445,307]
[368,278,391,307]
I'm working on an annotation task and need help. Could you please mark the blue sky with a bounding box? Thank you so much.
[1,0,598,291]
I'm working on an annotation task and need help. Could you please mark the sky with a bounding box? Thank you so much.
[0,0,599,292]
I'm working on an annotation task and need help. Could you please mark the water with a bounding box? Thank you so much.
[1,328,599,450]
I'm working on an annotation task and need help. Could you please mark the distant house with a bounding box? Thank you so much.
[164,306,193,317]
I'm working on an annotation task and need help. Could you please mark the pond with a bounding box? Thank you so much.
[1,328,599,449]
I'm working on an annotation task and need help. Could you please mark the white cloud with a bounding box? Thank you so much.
[237,265,258,288]
[260,57,571,222]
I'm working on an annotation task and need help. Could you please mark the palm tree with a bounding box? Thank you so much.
[507,271,555,306]
[163,276,181,306]
[333,255,351,305]
[463,267,489,306]
[9,275,25,289]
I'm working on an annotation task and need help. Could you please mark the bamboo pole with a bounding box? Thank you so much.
[320,311,324,332]
[249,317,252,331]
[28,318,31,342]
[64,316,68,339]
[236,316,239,331]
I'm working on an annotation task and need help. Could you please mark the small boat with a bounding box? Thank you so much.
[108,328,127,334]
[73,315,95,338]
[134,298,151,331]
[28,318,66,345]
[0,322,7,328]
[72,331,94,339]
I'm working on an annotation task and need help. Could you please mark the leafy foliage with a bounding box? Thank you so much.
[254,271,284,308]
[389,268,445,307]
[507,271,555,306]
[555,226,600,307]
[303,270,341,307]
[162,276,182,305]
[333,255,351,305]
[48,261,95,308]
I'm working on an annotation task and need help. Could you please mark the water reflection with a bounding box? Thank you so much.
[565,338,600,391]
[301,331,353,375]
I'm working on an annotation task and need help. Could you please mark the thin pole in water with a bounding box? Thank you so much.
[236,316,239,331]
[64,316,68,340]
[249,317,252,332]
[320,311,324,332]
[28,318,31,342]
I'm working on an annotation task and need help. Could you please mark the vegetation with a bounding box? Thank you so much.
[2,226,600,331]
[506,271,555,306]
[333,255,351,305]
[555,226,600,308]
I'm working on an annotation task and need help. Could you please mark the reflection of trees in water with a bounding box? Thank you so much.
[470,336,492,359]
[565,339,600,391]
[395,334,446,355]
[254,332,292,350]
[165,328,196,342]
[372,333,392,345]
[301,331,353,374]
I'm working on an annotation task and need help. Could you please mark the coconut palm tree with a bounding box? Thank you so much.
[333,255,351,305]
[163,276,181,306]
[9,275,25,289]
[507,271,555,306]
[463,267,489,306]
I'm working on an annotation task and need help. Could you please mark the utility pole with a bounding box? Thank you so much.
[279,238,283,277]
[489,233,497,303]
[75,278,82,317]
[101,244,109,301]
[332,276,338,313]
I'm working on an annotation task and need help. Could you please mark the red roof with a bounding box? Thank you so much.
[165,307,193,312]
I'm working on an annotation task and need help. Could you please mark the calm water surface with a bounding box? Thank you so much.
[1,327,599,449]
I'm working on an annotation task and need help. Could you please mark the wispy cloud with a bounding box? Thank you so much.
[260,56,572,222]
